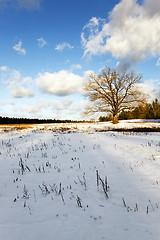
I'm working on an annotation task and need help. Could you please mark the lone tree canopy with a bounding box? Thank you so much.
[84,67,148,124]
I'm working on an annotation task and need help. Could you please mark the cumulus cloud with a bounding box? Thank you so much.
[0,0,41,11]
[3,68,34,98]
[36,70,84,96]
[37,37,47,48]
[8,71,33,98]
[55,42,74,51]
[13,41,26,55]
[35,69,94,97]
[81,0,160,67]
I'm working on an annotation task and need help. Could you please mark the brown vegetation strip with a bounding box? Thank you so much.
[96,127,160,132]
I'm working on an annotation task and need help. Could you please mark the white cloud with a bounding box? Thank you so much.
[16,99,73,114]
[0,99,15,105]
[13,41,26,55]
[156,58,160,66]
[36,70,84,96]
[137,79,159,101]
[81,0,160,67]
[0,66,8,71]
[55,42,74,51]
[8,70,33,98]
[3,68,34,98]
[66,99,88,116]
[36,69,94,96]
[37,37,47,48]
[70,64,82,71]
[12,98,76,120]
[83,70,94,81]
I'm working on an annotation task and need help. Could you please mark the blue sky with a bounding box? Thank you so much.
[0,0,160,120]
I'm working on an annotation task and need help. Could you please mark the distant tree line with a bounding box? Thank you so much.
[0,117,83,124]
[99,115,112,122]
[99,99,160,121]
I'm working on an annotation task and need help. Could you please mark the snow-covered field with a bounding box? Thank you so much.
[0,122,160,240]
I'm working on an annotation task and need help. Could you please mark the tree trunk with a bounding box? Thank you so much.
[112,113,118,124]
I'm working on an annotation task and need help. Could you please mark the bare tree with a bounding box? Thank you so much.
[84,67,148,124]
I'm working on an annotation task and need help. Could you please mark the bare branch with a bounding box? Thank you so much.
[83,67,148,123]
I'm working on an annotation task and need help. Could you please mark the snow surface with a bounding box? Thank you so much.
[0,122,160,240]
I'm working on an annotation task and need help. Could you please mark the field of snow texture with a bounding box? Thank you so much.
[0,122,160,240]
